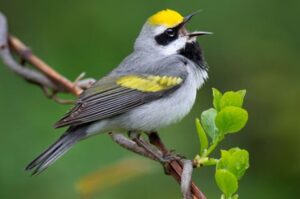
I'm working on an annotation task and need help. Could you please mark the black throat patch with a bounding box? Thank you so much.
[179,42,207,70]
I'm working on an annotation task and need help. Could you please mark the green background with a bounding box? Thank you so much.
[0,0,299,198]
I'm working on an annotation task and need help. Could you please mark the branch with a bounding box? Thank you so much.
[8,35,82,95]
[182,160,193,199]
[110,132,205,199]
[149,132,206,199]
[0,14,59,91]
[0,12,95,103]
[109,132,162,161]
[0,12,206,199]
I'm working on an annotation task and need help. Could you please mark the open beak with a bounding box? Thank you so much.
[188,31,213,37]
[178,10,213,37]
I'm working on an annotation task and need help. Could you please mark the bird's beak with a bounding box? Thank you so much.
[183,10,201,24]
[178,10,213,38]
[187,31,213,37]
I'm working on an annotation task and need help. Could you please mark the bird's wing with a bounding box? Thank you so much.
[54,74,186,128]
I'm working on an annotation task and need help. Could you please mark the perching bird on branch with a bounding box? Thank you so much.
[26,9,211,174]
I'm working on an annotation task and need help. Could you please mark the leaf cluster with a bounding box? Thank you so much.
[194,89,249,199]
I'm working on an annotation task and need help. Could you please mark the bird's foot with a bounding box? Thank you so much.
[160,151,186,175]
[163,150,186,162]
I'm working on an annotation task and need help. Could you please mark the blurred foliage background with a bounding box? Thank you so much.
[0,0,299,198]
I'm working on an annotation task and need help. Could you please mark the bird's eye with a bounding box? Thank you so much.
[155,28,178,46]
[166,28,176,37]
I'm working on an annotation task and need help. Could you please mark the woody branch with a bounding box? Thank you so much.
[0,12,205,199]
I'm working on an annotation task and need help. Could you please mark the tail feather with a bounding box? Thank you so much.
[26,126,87,175]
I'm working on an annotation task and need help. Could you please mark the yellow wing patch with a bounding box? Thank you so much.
[116,75,183,92]
[148,9,184,28]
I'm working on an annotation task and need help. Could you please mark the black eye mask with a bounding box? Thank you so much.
[154,27,179,46]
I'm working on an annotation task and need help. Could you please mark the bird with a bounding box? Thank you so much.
[26,9,211,175]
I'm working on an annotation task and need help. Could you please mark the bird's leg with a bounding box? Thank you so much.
[148,131,168,154]
[149,132,185,161]
[128,131,165,163]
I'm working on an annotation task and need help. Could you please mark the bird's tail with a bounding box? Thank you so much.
[25,125,88,175]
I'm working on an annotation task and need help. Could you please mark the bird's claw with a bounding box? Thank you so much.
[160,152,185,175]
[163,150,186,162]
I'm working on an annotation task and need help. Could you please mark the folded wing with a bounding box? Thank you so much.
[54,75,185,128]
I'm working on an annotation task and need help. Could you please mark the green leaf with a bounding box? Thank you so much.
[212,88,223,111]
[237,90,246,100]
[219,90,246,110]
[201,108,219,141]
[195,118,208,155]
[217,150,231,170]
[229,150,249,179]
[215,106,248,134]
[217,148,250,180]
[215,169,238,197]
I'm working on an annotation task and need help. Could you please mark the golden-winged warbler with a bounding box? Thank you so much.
[26,9,211,174]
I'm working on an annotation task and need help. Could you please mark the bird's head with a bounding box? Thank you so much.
[134,9,211,56]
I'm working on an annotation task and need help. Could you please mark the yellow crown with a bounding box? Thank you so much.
[148,9,184,28]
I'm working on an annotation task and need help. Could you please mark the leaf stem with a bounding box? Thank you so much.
[204,138,221,157]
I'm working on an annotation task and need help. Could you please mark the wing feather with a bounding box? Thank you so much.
[54,74,185,128]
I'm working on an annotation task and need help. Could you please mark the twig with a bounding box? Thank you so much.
[182,160,194,199]
[0,12,95,103]
[0,12,206,199]
[113,132,202,199]
[149,132,206,199]
[0,14,60,91]
[109,132,162,161]
[8,35,82,95]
